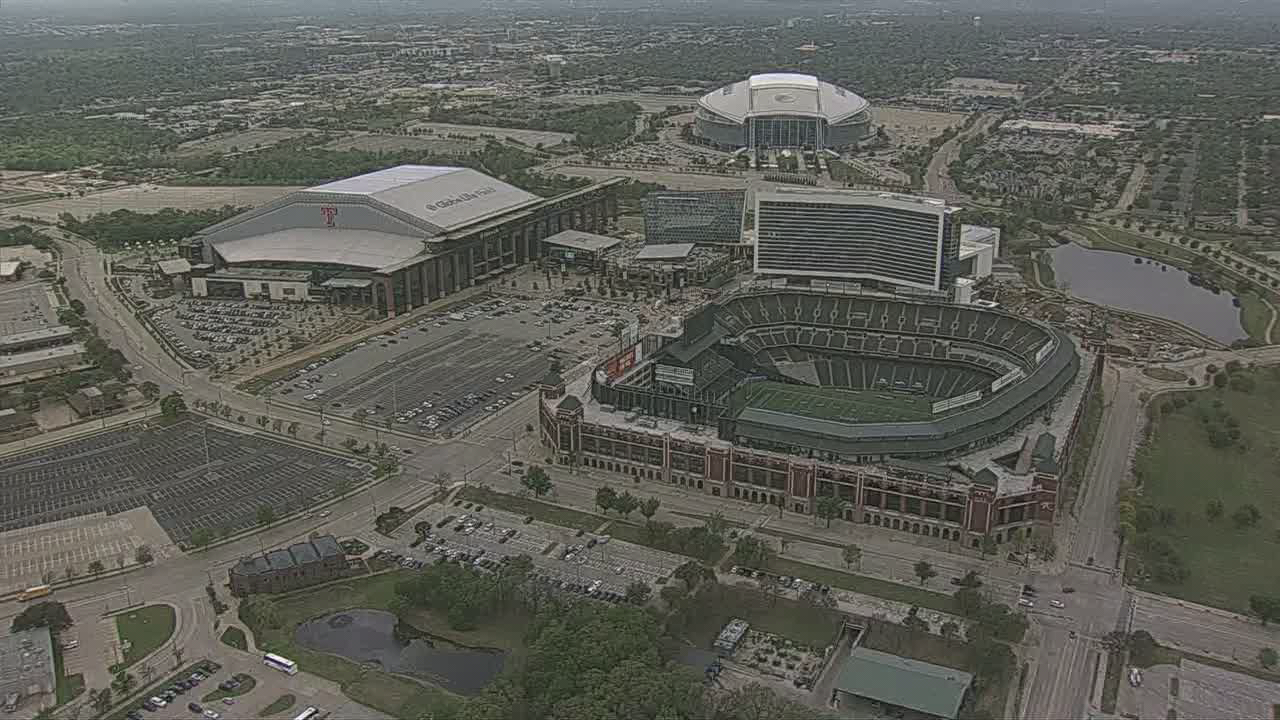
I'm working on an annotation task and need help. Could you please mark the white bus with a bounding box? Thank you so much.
[263,653,298,675]
[292,707,320,720]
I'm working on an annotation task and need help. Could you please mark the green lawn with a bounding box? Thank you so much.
[763,555,958,615]
[739,382,935,423]
[1239,293,1272,344]
[114,605,176,670]
[258,694,296,718]
[1136,371,1280,612]
[220,626,248,651]
[457,485,608,531]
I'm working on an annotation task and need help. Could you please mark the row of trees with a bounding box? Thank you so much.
[58,206,244,249]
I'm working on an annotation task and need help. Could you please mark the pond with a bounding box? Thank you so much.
[1048,243,1247,344]
[294,609,505,696]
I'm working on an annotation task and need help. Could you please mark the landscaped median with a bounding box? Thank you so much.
[257,693,297,718]
[111,604,175,672]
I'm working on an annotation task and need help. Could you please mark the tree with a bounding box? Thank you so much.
[731,535,774,569]
[595,486,617,515]
[88,559,105,577]
[1249,595,1280,626]
[613,491,639,519]
[941,621,960,640]
[256,504,276,526]
[639,497,660,523]
[111,671,136,697]
[89,688,113,715]
[1261,648,1278,669]
[11,601,73,633]
[139,381,159,400]
[957,570,984,588]
[913,560,937,585]
[1206,499,1224,522]
[842,544,862,571]
[521,466,553,498]
[704,511,727,537]
[190,527,214,548]
[287,421,299,437]
[624,581,652,604]
[1233,504,1262,529]
[432,471,453,495]
[815,495,842,528]
[159,392,187,419]
[135,544,154,566]
[172,645,184,669]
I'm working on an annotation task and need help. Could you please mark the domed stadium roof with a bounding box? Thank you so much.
[698,73,870,125]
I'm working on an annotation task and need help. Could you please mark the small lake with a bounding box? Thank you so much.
[1048,243,1247,344]
[294,609,505,696]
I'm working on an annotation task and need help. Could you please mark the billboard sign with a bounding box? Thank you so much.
[605,343,644,382]
[931,390,983,415]
[655,364,695,387]
[990,368,1025,394]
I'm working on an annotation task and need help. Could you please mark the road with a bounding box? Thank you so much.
[923,113,994,202]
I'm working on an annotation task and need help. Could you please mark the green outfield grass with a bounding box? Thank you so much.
[738,382,934,424]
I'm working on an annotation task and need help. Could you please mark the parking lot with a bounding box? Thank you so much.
[0,506,173,594]
[1120,658,1280,720]
[373,500,684,598]
[0,280,58,335]
[268,296,633,435]
[146,297,358,370]
[0,419,371,543]
[116,656,388,720]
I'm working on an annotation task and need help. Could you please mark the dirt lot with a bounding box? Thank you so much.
[172,128,316,157]
[8,185,299,221]
[324,134,479,154]
[403,121,573,148]
[872,106,967,147]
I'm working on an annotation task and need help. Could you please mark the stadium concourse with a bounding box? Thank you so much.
[178,165,623,318]
[539,288,1102,550]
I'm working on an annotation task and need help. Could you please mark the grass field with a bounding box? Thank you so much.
[1239,293,1273,344]
[114,605,176,670]
[220,626,248,651]
[740,382,934,424]
[763,555,958,614]
[1136,370,1280,611]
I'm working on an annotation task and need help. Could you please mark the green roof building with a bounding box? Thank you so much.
[834,647,974,720]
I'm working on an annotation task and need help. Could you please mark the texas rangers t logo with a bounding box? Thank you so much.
[321,206,338,227]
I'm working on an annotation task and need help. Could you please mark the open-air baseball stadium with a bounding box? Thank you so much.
[591,289,1081,460]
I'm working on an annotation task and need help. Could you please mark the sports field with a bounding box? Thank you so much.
[1136,367,1280,613]
[738,382,934,424]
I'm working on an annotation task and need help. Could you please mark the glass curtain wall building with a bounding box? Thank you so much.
[642,190,746,246]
